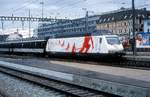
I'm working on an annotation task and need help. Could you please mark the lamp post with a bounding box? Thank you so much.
[29,9,31,37]
[132,0,136,55]
[1,20,4,32]
[40,0,44,19]
[40,0,45,38]
[82,8,88,34]
[82,8,94,34]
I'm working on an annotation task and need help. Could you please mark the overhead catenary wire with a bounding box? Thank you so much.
[52,0,122,18]
[71,1,150,18]
[4,0,150,17]
[50,0,129,18]
[46,0,88,18]
[5,0,37,15]
[12,0,38,13]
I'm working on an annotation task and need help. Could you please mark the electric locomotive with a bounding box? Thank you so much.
[46,31,124,57]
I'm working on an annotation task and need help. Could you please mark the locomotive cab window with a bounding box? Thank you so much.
[106,37,120,45]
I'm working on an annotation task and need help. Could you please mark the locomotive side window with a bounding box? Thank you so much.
[106,37,120,45]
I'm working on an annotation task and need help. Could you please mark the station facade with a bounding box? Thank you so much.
[144,16,150,32]
[37,8,150,38]
[37,16,99,38]
[96,8,150,37]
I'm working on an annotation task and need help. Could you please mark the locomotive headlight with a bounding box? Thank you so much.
[108,44,123,53]
[108,50,115,53]
[108,45,115,53]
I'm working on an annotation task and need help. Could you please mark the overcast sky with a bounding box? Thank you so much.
[0,0,150,34]
[0,0,149,19]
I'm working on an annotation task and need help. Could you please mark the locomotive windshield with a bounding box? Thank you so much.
[106,37,120,45]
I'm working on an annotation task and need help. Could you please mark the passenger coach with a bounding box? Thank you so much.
[0,39,46,54]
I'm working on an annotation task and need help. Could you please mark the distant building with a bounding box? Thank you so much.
[144,16,150,32]
[96,8,150,37]
[33,28,38,38]
[36,8,150,38]
[37,17,98,38]
[0,28,33,38]
[0,35,9,41]
[6,32,23,41]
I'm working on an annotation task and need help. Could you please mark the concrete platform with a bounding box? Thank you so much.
[0,57,150,97]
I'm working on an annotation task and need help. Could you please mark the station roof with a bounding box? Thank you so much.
[97,8,150,24]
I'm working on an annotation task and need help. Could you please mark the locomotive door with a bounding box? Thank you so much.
[98,38,102,53]
[94,37,102,53]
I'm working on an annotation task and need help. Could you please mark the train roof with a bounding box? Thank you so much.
[0,37,46,44]
[48,30,113,39]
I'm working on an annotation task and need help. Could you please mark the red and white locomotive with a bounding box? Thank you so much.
[46,34,124,56]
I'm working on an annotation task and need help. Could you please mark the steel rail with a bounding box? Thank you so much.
[0,66,119,97]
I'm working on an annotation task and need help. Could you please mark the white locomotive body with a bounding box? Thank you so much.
[46,35,124,56]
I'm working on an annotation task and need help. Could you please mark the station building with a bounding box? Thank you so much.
[37,8,150,38]
[96,8,150,37]
[0,35,9,41]
[37,16,99,38]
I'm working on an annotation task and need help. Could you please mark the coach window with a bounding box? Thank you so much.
[23,43,25,48]
[34,42,36,47]
[18,43,21,48]
[40,42,42,48]
[36,42,39,48]
[30,42,33,48]
[148,29,150,32]
[25,43,28,48]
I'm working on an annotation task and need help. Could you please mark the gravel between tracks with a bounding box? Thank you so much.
[0,72,67,97]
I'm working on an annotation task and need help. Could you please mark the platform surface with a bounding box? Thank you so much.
[0,56,150,97]
[0,57,150,88]
[50,60,150,82]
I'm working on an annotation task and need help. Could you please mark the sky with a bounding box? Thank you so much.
[0,0,149,19]
[0,0,150,36]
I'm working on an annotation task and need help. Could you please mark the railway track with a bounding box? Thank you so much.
[0,65,119,97]
[0,72,69,97]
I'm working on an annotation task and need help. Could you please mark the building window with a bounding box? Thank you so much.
[112,17,114,21]
[124,22,126,26]
[107,24,109,28]
[148,29,150,32]
[147,22,150,26]
[139,18,142,24]
[103,18,106,22]
[136,29,138,31]
[125,29,126,33]
[124,15,127,19]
